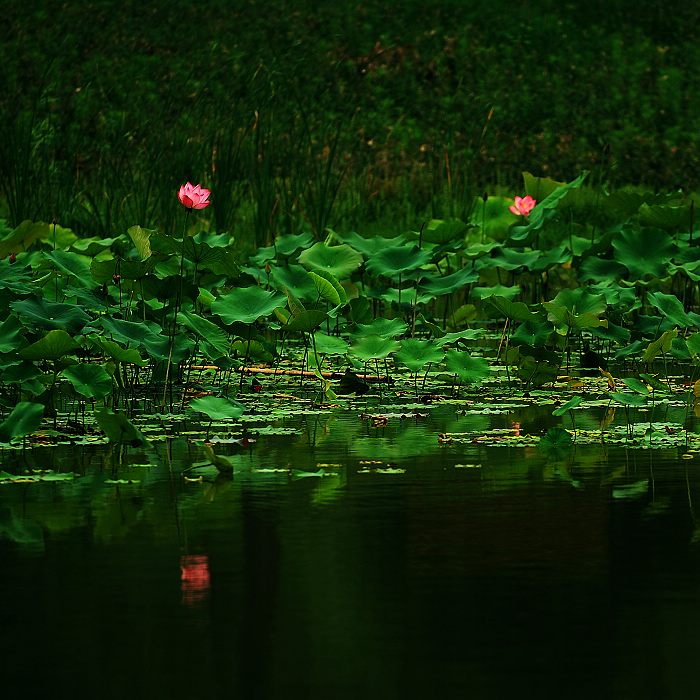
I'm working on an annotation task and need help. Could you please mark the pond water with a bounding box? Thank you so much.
[2,404,700,699]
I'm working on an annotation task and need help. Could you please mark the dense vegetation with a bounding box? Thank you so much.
[3,0,700,247]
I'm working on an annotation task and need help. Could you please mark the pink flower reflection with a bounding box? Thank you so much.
[180,554,210,606]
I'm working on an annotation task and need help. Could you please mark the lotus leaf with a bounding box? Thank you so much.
[298,243,363,279]
[212,286,286,325]
[0,402,44,441]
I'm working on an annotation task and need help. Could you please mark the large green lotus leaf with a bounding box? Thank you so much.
[539,426,573,449]
[638,203,692,232]
[589,321,631,344]
[622,377,650,395]
[249,244,276,267]
[612,227,676,279]
[333,231,407,257]
[212,286,286,325]
[70,236,121,256]
[282,309,328,333]
[462,241,501,259]
[671,336,692,360]
[552,396,582,416]
[0,259,33,294]
[308,271,344,306]
[445,303,478,330]
[46,223,77,249]
[395,339,445,371]
[127,225,156,260]
[95,408,149,446]
[418,266,479,295]
[298,243,363,279]
[10,298,91,334]
[487,296,540,323]
[434,329,486,348]
[641,329,678,364]
[523,172,566,201]
[686,333,700,362]
[382,287,436,306]
[547,288,607,316]
[587,283,639,310]
[63,286,111,313]
[0,360,42,385]
[0,315,25,353]
[468,197,517,241]
[275,231,314,256]
[364,244,431,280]
[530,244,572,272]
[197,288,216,309]
[515,350,559,386]
[511,319,555,347]
[444,350,490,384]
[91,257,158,283]
[43,250,95,288]
[0,402,44,441]
[670,259,700,281]
[420,219,470,245]
[471,285,520,301]
[94,317,167,347]
[614,340,645,360]
[178,311,230,358]
[0,220,51,257]
[193,231,236,249]
[93,317,170,361]
[646,291,696,328]
[19,330,79,360]
[602,190,651,219]
[189,396,245,420]
[609,391,647,407]
[157,236,239,279]
[350,334,401,361]
[87,335,149,366]
[62,363,113,399]
[354,318,408,338]
[230,339,273,363]
[269,264,317,300]
[578,255,627,283]
[544,303,608,331]
[480,247,541,272]
[312,332,349,356]
[184,239,239,278]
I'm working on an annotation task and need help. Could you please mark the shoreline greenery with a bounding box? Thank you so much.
[3,0,700,246]
[1,169,700,446]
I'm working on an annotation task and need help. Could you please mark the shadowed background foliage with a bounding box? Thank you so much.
[2,0,699,244]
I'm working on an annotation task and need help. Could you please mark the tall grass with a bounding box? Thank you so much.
[2,0,700,248]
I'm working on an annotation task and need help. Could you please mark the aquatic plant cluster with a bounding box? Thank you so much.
[0,171,699,445]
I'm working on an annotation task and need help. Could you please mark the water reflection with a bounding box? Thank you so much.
[180,554,210,606]
[2,406,700,697]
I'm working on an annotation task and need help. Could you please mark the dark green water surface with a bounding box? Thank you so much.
[2,407,700,699]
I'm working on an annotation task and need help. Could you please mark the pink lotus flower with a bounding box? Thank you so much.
[509,195,536,217]
[178,182,211,210]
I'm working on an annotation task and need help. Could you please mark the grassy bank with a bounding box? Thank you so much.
[2,0,700,245]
